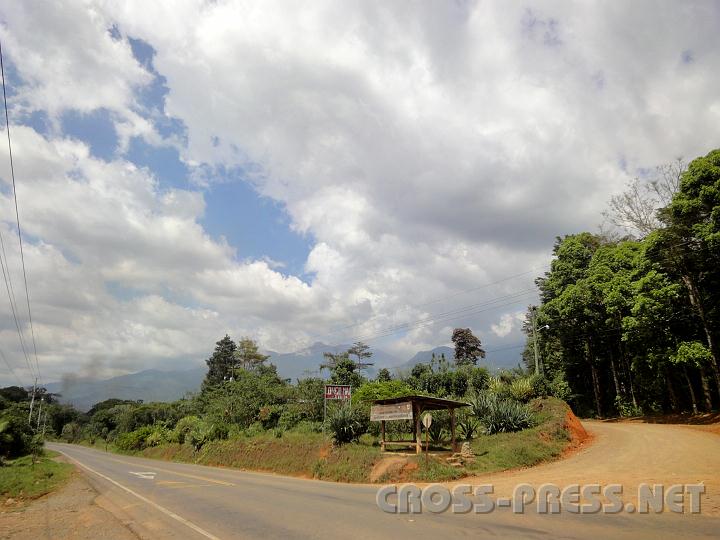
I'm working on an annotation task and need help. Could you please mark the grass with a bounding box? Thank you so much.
[142,430,385,483]
[0,451,74,503]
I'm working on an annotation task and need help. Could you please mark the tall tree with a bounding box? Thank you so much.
[202,335,237,390]
[451,328,485,366]
[234,338,270,372]
[348,341,374,370]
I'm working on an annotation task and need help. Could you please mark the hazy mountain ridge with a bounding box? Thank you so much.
[47,341,523,410]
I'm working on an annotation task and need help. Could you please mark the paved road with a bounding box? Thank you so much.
[48,436,719,539]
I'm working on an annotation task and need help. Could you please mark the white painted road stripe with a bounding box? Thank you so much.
[56,449,222,540]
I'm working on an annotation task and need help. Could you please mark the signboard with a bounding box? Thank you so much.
[370,401,413,421]
[324,385,352,400]
[422,413,433,428]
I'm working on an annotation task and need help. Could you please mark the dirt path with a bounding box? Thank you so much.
[0,473,138,540]
[452,420,720,515]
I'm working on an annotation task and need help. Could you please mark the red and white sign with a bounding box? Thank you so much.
[324,385,352,400]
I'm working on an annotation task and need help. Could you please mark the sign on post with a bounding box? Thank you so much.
[370,401,413,421]
[324,385,352,400]
[422,413,432,428]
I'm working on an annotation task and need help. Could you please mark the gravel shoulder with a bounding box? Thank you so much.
[0,468,137,540]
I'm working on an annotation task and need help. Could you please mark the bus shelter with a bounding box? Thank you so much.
[370,395,469,453]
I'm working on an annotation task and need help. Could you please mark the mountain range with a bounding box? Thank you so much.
[45,342,524,410]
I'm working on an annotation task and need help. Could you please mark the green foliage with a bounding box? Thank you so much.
[326,404,367,444]
[468,391,534,434]
[170,415,201,444]
[0,409,34,459]
[351,380,413,405]
[115,426,155,451]
[202,334,237,389]
[508,377,535,402]
[481,399,534,434]
[60,422,82,443]
[456,408,480,440]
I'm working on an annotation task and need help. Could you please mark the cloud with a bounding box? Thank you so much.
[0,1,719,383]
[491,311,526,339]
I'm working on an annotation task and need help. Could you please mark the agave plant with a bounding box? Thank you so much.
[509,377,535,402]
[481,400,534,434]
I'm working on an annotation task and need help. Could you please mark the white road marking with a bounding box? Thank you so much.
[56,450,221,540]
[129,471,157,480]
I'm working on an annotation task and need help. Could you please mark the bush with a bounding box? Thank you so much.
[482,400,534,434]
[486,377,511,399]
[326,404,367,444]
[509,377,535,402]
[278,406,304,431]
[258,405,283,429]
[188,420,229,451]
[171,416,202,444]
[116,426,155,451]
[549,372,572,401]
[456,408,480,440]
[60,422,82,443]
[0,413,34,458]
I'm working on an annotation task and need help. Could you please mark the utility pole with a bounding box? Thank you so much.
[531,307,541,376]
[36,396,44,430]
[28,377,37,424]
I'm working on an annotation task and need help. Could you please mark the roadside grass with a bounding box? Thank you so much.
[142,431,384,482]
[0,450,74,504]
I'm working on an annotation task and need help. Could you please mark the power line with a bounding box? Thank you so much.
[0,38,41,385]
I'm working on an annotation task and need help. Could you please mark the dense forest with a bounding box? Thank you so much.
[523,149,720,416]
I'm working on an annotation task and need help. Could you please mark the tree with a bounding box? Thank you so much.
[376,368,392,382]
[347,341,374,370]
[652,149,720,400]
[202,335,237,389]
[603,158,684,237]
[451,328,485,366]
[234,338,269,372]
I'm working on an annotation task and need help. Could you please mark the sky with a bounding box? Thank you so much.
[0,1,718,386]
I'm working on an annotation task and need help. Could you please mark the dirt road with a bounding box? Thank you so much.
[457,419,720,515]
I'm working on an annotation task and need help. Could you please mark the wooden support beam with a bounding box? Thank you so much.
[381,420,386,452]
[450,407,457,453]
[414,403,422,454]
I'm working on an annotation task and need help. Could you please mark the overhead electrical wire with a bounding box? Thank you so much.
[0,38,41,386]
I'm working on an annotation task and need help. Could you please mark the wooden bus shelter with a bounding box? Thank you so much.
[370,395,469,454]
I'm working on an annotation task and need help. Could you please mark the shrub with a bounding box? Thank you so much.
[549,372,572,401]
[486,377,511,399]
[456,408,480,440]
[171,416,202,444]
[0,413,34,458]
[278,406,304,431]
[60,422,82,443]
[482,400,534,434]
[258,405,283,429]
[509,377,535,402]
[116,426,155,451]
[188,420,229,451]
[326,404,366,444]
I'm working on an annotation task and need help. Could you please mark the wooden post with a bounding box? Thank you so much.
[381,420,386,452]
[414,403,422,454]
[450,407,457,453]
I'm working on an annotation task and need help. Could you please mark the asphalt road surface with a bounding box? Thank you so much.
[48,428,719,539]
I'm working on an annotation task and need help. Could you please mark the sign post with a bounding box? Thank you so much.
[323,385,352,427]
[422,413,433,464]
